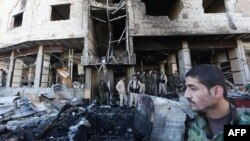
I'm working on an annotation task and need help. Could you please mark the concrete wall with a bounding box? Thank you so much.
[0,61,8,72]
[128,0,250,36]
[88,17,98,64]
[0,0,88,48]
[235,0,250,17]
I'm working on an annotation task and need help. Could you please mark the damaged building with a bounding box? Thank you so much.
[0,0,87,98]
[1,0,250,101]
[1,0,250,141]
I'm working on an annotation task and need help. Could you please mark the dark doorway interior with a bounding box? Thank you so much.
[191,49,212,65]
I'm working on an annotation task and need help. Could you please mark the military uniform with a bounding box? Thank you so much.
[186,105,250,141]
[97,81,109,104]
[139,73,146,94]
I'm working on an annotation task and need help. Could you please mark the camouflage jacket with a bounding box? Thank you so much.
[187,105,250,141]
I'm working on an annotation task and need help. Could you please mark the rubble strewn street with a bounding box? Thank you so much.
[0,92,145,141]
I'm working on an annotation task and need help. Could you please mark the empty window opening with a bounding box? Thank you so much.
[142,0,182,20]
[51,4,71,21]
[219,61,234,85]
[13,13,23,27]
[203,0,226,13]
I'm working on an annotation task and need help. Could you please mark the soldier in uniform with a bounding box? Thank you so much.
[139,71,146,94]
[172,70,180,93]
[97,80,109,105]
[184,64,250,141]
[146,70,156,95]
[152,70,159,96]
[158,71,167,95]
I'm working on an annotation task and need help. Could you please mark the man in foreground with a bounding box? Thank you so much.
[184,64,250,141]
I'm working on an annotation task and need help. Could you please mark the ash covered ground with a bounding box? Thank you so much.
[0,99,145,141]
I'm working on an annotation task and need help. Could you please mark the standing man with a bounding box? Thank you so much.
[0,69,3,87]
[184,64,250,141]
[116,76,127,107]
[139,71,146,94]
[152,70,158,96]
[145,70,153,95]
[97,80,109,105]
[158,71,167,95]
[128,74,141,107]
[172,70,180,93]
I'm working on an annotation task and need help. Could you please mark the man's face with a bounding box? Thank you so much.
[184,76,216,112]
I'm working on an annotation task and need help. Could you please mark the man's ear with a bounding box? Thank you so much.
[212,85,224,99]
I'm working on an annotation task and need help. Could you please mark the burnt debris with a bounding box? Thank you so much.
[0,99,145,141]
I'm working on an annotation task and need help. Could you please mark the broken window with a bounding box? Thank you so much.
[51,4,71,21]
[142,0,182,20]
[13,13,23,27]
[202,0,226,13]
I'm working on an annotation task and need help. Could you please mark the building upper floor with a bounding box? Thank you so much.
[1,0,250,49]
[0,0,88,49]
[128,0,250,36]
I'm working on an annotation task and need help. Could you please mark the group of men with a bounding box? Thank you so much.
[141,70,168,96]
[115,74,140,107]
[115,69,169,107]
[97,69,181,106]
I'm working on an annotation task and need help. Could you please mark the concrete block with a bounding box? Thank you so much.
[230,59,241,71]
[136,95,186,141]
[233,72,244,85]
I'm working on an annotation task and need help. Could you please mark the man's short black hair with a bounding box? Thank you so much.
[185,64,227,99]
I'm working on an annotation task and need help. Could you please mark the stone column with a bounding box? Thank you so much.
[68,49,74,78]
[160,62,165,73]
[178,40,192,81]
[84,68,92,99]
[6,51,15,88]
[34,45,43,88]
[167,54,177,75]
[41,54,51,87]
[0,69,2,87]
[228,39,250,85]
[12,59,23,87]
[127,66,135,80]
[28,66,35,85]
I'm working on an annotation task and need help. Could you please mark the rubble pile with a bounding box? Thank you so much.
[0,96,144,141]
[77,106,141,141]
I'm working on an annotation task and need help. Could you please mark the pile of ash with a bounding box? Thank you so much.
[1,103,145,141]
